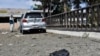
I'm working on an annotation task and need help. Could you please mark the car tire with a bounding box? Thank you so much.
[20,29,22,33]
[22,30,26,34]
[19,26,22,33]
[41,29,46,33]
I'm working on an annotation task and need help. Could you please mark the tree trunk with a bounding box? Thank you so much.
[43,8,46,17]
[63,2,67,12]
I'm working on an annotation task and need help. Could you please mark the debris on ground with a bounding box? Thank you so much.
[15,35,24,37]
[49,49,70,56]
[31,44,37,47]
[1,32,8,34]
[8,43,13,46]
[32,37,37,40]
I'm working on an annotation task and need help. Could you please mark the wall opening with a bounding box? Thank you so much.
[0,17,18,23]
[0,17,9,23]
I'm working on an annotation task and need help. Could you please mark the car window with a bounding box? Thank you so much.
[25,13,42,18]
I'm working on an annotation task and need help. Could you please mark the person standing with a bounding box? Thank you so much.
[9,15,14,32]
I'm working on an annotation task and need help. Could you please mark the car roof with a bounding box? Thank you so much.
[26,10,43,13]
[22,10,44,17]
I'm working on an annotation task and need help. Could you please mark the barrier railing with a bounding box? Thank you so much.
[46,4,100,32]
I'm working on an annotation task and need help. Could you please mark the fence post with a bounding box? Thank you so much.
[96,5,100,31]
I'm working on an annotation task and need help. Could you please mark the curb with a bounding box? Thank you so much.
[47,29,100,39]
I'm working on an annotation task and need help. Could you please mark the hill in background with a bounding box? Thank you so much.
[0,8,29,14]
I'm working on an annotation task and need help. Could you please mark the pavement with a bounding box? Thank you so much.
[47,29,100,39]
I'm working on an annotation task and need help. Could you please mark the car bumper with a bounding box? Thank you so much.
[22,25,46,31]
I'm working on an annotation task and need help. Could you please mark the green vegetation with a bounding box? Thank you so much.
[33,4,42,10]
[32,0,100,17]
[39,0,70,16]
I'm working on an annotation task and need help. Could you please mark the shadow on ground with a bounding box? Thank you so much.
[24,29,47,34]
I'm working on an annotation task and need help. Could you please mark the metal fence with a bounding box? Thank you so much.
[46,4,100,32]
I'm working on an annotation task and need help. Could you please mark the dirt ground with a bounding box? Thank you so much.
[0,23,19,30]
[0,31,100,56]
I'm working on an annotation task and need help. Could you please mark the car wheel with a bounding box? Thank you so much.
[41,29,46,33]
[19,26,22,33]
[20,29,22,33]
[22,30,26,34]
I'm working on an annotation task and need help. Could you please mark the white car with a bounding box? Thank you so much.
[20,10,46,34]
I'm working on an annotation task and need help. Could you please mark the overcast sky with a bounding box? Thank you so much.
[0,0,41,9]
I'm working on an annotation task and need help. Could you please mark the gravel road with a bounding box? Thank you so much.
[0,31,100,56]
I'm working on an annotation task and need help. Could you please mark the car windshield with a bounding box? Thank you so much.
[25,13,42,18]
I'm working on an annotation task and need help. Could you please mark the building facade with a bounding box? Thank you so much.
[0,8,28,30]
